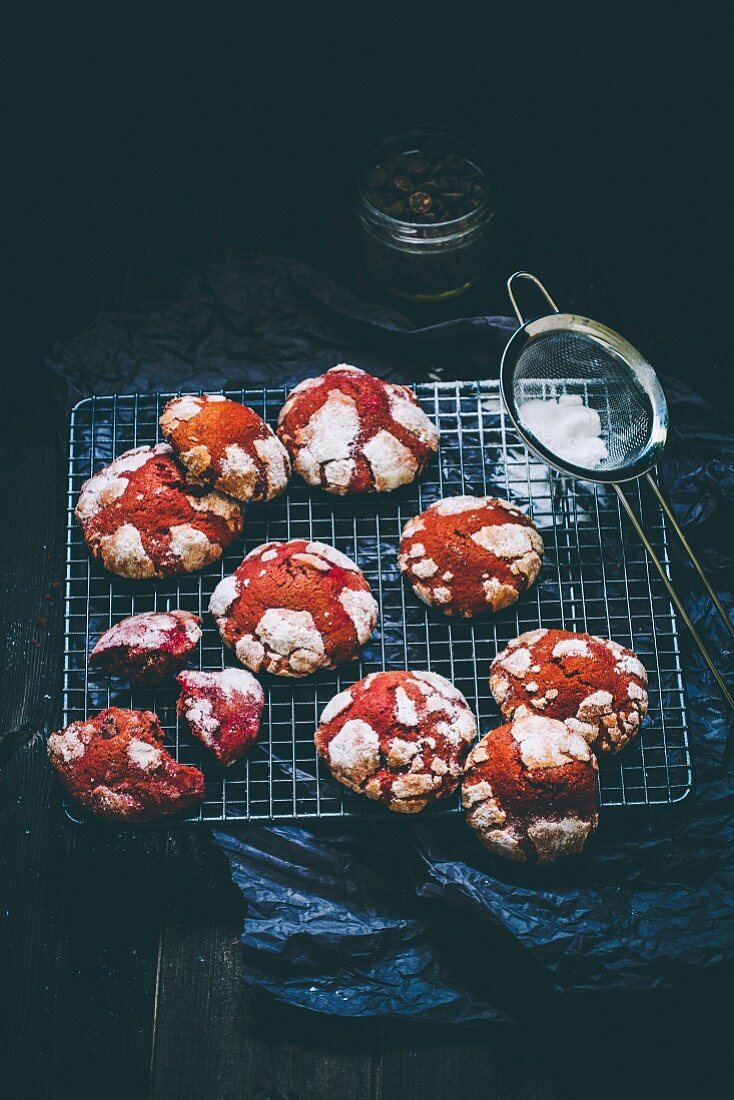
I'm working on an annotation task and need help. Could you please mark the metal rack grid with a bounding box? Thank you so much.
[64,381,693,823]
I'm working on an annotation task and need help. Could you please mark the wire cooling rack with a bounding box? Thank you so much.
[64,381,692,824]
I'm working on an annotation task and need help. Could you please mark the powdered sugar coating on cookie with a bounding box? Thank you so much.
[209,540,378,677]
[399,496,544,617]
[276,365,439,495]
[315,669,477,813]
[89,610,202,684]
[160,394,291,502]
[47,707,204,821]
[75,444,243,578]
[490,629,649,754]
[176,668,265,765]
[462,716,599,863]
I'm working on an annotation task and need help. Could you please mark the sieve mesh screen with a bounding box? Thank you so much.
[513,331,654,474]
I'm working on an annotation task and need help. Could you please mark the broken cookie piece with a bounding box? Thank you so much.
[47,707,204,821]
[176,668,265,765]
[89,610,202,684]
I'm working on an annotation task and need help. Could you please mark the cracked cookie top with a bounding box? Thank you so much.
[462,716,599,863]
[208,540,379,677]
[75,444,244,578]
[490,629,648,754]
[89,610,202,684]
[399,496,544,617]
[47,707,205,821]
[176,668,265,766]
[315,670,477,813]
[276,365,439,495]
[160,394,291,503]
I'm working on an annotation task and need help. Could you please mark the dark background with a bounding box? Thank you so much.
[2,16,731,1099]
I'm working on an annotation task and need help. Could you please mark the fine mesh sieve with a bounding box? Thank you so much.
[501,272,734,713]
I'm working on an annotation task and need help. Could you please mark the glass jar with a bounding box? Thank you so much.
[354,125,495,301]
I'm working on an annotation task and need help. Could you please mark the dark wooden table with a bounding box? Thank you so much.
[3,93,731,1095]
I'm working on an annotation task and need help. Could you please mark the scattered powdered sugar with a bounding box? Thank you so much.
[413,670,462,699]
[168,525,213,571]
[518,394,608,469]
[187,490,241,524]
[394,687,419,727]
[527,817,593,862]
[320,689,354,724]
[411,557,438,578]
[329,363,364,376]
[401,516,425,537]
[127,739,163,771]
[362,430,417,491]
[552,637,592,659]
[245,541,278,560]
[76,445,157,521]
[338,588,378,644]
[499,647,532,678]
[209,574,240,618]
[235,635,266,669]
[616,654,648,682]
[221,444,256,491]
[186,697,218,740]
[388,392,438,445]
[166,394,204,423]
[300,390,360,466]
[482,577,518,609]
[386,737,420,767]
[577,690,614,721]
[432,495,483,516]
[292,552,331,571]
[93,611,200,654]
[49,726,87,762]
[512,715,591,768]
[471,523,539,559]
[327,719,380,784]
[256,608,325,662]
[254,435,290,494]
[182,667,263,703]
[100,524,155,578]
[391,773,437,799]
[305,542,361,572]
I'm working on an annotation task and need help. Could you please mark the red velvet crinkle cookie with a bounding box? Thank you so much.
[276,364,439,494]
[160,394,291,502]
[490,629,649,754]
[75,444,243,578]
[315,670,477,813]
[47,707,205,821]
[462,716,599,863]
[89,610,202,684]
[399,496,544,617]
[176,668,265,766]
[209,540,378,677]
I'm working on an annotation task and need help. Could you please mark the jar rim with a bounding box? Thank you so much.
[354,123,493,231]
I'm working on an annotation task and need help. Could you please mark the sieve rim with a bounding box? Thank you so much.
[500,311,669,484]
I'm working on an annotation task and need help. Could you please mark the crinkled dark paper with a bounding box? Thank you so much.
[50,252,734,1022]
